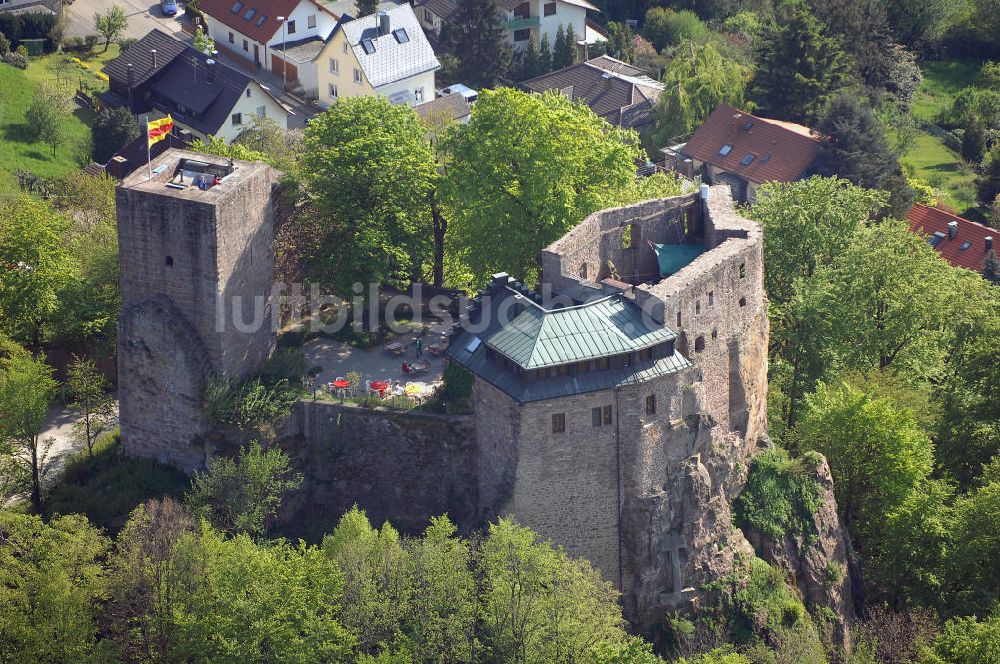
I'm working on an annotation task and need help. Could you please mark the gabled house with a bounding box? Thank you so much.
[520,55,664,129]
[413,0,604,55]
[681,103,822,202]
[102,29,289,143]
[908,203,996,277]
[308,4,439,108]
[199,0,339,80]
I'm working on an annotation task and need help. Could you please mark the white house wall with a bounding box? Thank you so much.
[214,83,289,142]
[538,1,586,47]
[264,1,336,49]
[375,69,436,107]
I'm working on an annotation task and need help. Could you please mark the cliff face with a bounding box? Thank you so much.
[741,454,858,649]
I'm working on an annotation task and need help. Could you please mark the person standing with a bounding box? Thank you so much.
[415,337,423,358]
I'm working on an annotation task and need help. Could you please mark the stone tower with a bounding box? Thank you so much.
[116,149,280,472]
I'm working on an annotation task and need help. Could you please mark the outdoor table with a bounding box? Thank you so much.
[332,379,350,398]
[384,342,404,355]
[370,381,389,397]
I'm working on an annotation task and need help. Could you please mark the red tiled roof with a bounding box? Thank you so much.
[907,204,995,273]
[200,0,334,44]
[682,104,821,184]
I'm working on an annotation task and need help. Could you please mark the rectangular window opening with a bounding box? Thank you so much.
[552,413,566,433]
[718,144,732,156]
[645,395,656,415]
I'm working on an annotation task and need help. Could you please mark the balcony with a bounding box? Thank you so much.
[505,15,540,30]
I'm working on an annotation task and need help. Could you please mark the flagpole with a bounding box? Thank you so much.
[144,114,151,181]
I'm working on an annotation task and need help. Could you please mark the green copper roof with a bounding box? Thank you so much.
[483,294,677,370]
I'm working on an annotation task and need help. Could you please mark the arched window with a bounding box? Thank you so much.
[694,336,705,353]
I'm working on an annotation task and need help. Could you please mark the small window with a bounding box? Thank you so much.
[307,13,316,28]
[256,14,267,26]
[708,291,714,306]
[740,153,756,165]
[552,413,566,433]
[645,395,656,415]
[579,262,588,279]
[739,297,747,307]
[761,153,771,163]
[676,311,682,327]
[231,112,243,125]
[243,8,255,20]
[603,405,612,425]
[739,263,746,278]
[711,328,718,340]
[165,255,174,266]
[544,1,557,15]
[228,31,234,43]
[245,88,251,97]
[329,57,338,73]
[343,41,349,54]
[361,38,376,54]
[592,407,602,427]
[424,8,433,21]
[256,105,266,117]
[414,87,424,102]
[230,1,242,13]
[393,28,409,43]
[513,28,530,42]
[243,39,249,51]
[719,144,732,156]
[287,19,296,34]
[354,68,363,83]
[695,300,701,315]
[695,336,705,353]
[328,82,338,98]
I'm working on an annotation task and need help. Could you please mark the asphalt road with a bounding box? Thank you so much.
[63,0,190,41]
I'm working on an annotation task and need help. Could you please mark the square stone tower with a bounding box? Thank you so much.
[116,150,280,471]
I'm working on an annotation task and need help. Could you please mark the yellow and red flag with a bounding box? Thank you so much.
[147,114,174,148]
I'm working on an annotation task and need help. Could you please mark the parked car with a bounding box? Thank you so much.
[437,84,478,105]
[161,0,179,16]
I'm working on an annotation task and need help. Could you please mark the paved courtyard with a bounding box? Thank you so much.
[63,0,190,41]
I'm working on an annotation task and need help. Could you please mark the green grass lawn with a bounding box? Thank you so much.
[900,131,980,214]
[0,46,119,189]
[911,58,984,123]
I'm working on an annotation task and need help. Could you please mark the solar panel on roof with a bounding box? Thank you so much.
[361,39,376,54]
[230,1,242,12]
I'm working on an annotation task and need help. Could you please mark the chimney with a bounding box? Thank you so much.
[378,10,390,36]
[150,48,157,69]
[126,62,134,108]
[948,220,958,240]
[987,236,994,252]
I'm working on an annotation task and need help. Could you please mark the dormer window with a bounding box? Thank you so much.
[740,153,756,165]
[719,144,732,156]
[393,28,409,43]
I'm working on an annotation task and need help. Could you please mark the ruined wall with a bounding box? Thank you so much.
[117,296,213,472]
[280,401,482,536]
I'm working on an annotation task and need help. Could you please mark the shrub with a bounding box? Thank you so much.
[734,448,823,541]
[0,31,10,55]
[203,376,298,431]
[257,348,308,385]
[84,34,99,51]
[442,363,474,401]
[3,51,26,69]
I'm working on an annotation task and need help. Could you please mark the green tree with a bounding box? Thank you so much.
[440,88,678,285]
[643,8,707,50]
[962,118,987,164]
[300,96,437,292]
[794,381,934,551]
[451,0,513,87]
[604,21,636,64]
[192,24,215,54]
[0,350,58,512]
[94,5,127,50]
[356,0,378,16]
[66,355,113,458]
[186,441,302,538]
[477,518,627,662]
[751,5,850,124]
[520,35,544,80]
[818,93,901,192]
[928,612,1000,663]
[0,511,108,664]
[91,105,139,164]
[552,24,574,69]
[0,194,73,345]
[651,40,750,144]
[25,81,72,157]
[539,32,552,74]
[882,0,959,47]
[977,149,1000,207]
[946,477,1000,616]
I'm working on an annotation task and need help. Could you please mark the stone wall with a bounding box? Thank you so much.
[279,401,483,537]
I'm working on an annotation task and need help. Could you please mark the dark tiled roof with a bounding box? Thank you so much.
[414,0,459,20]
[520,58,663,128]
[682,104,821,184]
[414,92,470,122]
[103,29,187,87]
[199,0,334,44]
[908,204,995,273]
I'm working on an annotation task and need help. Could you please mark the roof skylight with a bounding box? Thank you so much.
[393,28,409,43]
[361,38,376,54]
[256,14,266,26]
[719,144,732,156]
[243,7,256,19]
[740,153,756,165]
[230,1,243,13]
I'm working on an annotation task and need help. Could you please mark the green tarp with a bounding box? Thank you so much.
[652,243,707,277]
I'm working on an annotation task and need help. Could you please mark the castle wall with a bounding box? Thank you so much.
[280,401,481,537]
